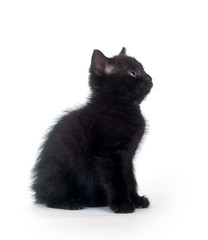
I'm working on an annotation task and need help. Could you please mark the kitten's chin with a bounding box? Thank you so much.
[135,91,152,104]
[141,83,153,99]
[144,87,152,95]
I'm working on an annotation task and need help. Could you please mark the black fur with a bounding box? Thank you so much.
[32,48,153,213]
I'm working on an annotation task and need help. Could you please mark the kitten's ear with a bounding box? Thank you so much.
[119,47,126,55]
[91,50,109,75]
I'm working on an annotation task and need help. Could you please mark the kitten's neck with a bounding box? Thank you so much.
[90,92,140,113]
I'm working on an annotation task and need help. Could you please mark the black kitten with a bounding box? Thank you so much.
[32,48,153,213]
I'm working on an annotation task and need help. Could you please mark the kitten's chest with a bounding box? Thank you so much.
[98,109,145,140]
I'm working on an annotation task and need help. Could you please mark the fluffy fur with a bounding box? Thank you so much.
[32,48,153,213]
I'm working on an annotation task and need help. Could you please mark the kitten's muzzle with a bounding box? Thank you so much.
[144,74,152,82]
[144,76,153,92]
[146,81,153,90]
[144,74,153,85]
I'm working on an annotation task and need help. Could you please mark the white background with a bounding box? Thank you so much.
[0,0,208,239]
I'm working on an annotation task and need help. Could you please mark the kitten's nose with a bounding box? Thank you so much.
[145,75,153,89]
[145,75,152,82]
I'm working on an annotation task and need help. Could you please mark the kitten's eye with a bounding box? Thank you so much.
[128,70,137,78]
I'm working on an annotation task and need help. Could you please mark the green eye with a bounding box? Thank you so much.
[129,70,137,77]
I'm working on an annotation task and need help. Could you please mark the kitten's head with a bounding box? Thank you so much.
[89,48,152,104]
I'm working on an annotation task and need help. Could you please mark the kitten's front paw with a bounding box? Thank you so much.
[65,198,85,210]
[110,201,135,214]
[132,195,150,209]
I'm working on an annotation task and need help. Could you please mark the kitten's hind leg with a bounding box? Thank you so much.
[45,183,87,210]
[33,168,87,210]
[46,198,85,210]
